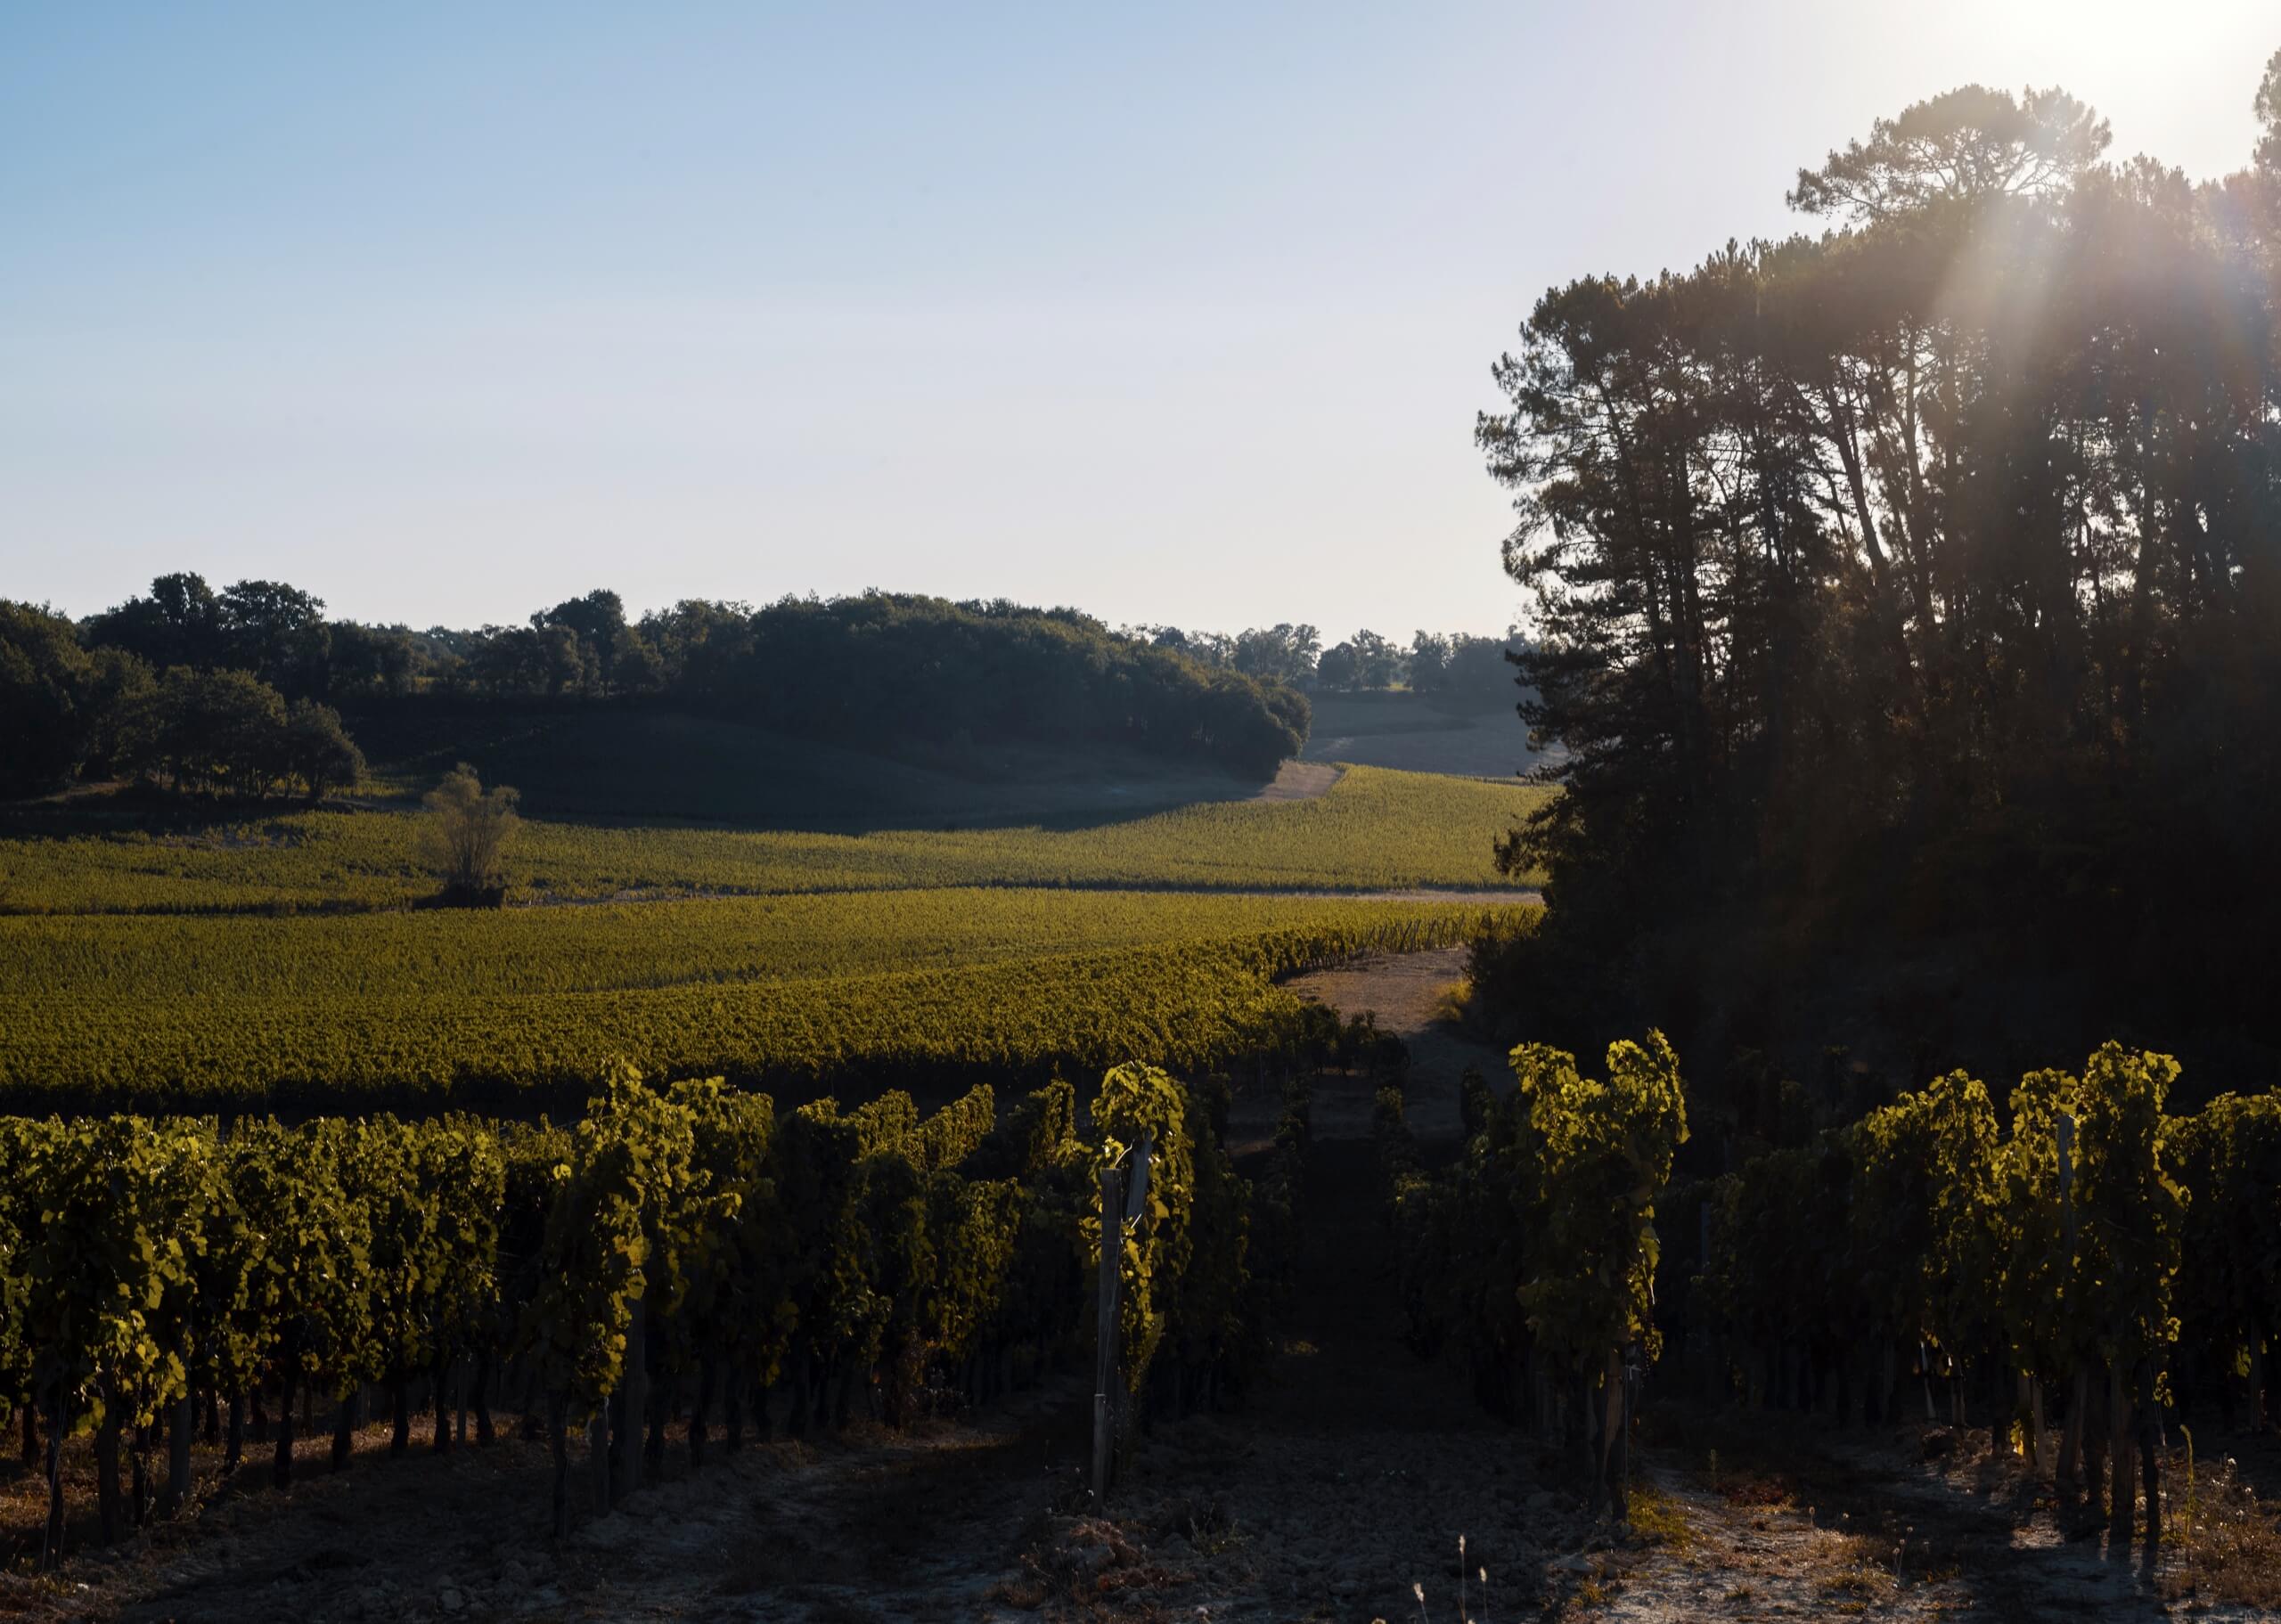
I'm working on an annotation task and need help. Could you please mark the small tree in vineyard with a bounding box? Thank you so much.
[421,763,519,904]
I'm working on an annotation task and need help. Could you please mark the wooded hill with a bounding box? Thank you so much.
[1,590,1315,797]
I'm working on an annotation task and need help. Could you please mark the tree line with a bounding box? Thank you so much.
[3,583,1343,795]
[1129,622,1527,704]
[0,601,363,802]
[1477,57,2281,1088]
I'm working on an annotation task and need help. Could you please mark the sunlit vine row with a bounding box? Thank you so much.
[0,1057,1311,1555]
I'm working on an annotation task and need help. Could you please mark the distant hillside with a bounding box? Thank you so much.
[10,583,1314,804]
[1300,690,1557,780]
[340,705,1299,829]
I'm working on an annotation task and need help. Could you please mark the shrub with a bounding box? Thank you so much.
[421,763,519,902]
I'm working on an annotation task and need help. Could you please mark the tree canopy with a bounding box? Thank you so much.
[1481,61,2281,1090]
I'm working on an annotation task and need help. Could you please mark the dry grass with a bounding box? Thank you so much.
[1809,1529,1901,1608]
[2162,1447,2281,1611]
[1713,1471,1792,1508]
[1625,1482,1697,1552]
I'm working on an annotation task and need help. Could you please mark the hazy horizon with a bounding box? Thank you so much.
[4,0,2272,638]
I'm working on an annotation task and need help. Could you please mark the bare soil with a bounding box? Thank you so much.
[1247,763,1345,803]
[1280,944,1512,1140]
[15,949,2277,1621]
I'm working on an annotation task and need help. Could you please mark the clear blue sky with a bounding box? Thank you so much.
[3,1,2271,639]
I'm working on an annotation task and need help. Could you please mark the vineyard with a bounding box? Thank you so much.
[0,1054,1327,1563]
[1380,1034,2281,1550]
[0,894,1525,1110]
[0,764,1547,916]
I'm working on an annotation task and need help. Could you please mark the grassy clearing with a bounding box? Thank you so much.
[0,765,1549,915]
[1301,690,1554,779]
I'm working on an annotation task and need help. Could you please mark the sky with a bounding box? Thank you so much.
[2,2,2273,640]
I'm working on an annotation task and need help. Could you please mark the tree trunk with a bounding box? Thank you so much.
[390,1375,412,1456]
[644,1365,670,1476]
[472,1347,495,1447]
[611,1293,646,1501]
[549,1391,571,1540]
[588,1407,610,1515]
[274,1372,297,1490]
[42,1395,66,1570]
[2059,1365,2087,1498]
[225,1391,245,1475]
[690,1355,715,1471]
[2082,1364,2110,1516]
[166,1391,193,1514]
[95,1400,124,1543]
[224,1391,244,1474]
[1600,1346,1630,1522]
[19,1402,36,1468]
[250,1388,269,1446]
[2137,1358,2162,1546]
[331,1386,357,1472]
[2108,1359,2133,1545]
[131,1417,151,1527]
[724,1373,744,1453]
[786,1344,811,1439]
[433,1353,453,1455]
[1571,1367,1595,1502]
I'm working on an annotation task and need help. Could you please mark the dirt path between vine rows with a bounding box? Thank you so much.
[20,948,2278,1621]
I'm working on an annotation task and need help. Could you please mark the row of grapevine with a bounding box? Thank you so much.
[1375,1032,1689,1519]
[1680,1042,2280,1547]
[1,1059,1311,1557]
[1383,1033,2280,1544]
[0,905,1514,1111]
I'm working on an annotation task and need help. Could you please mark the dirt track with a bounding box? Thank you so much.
[1248,761,1345,802]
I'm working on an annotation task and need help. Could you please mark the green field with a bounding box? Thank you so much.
[4,888,1505,1002]
[0,763,1548,916]
[1301,690,1559,779]
[0,893,1527,1108]
[1,733,1549,1110]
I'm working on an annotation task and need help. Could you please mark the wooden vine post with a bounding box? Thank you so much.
[1091,1134,1151,1506]
[2055,1110,2084,1495]
[1091,1161,1121,1506]
[612,1293,646,1501]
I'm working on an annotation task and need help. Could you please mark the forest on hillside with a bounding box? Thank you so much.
[2,582,1535,802]
[0,591,1320,795]
[1474,71,2281,1103]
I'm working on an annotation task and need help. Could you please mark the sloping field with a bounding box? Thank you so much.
[1301,690,1562,779]
[0,888,1535,1108]
[0,765,1549,915]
